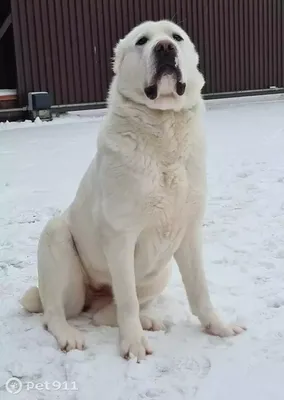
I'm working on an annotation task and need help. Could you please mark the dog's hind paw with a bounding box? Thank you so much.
[140,315,165,331]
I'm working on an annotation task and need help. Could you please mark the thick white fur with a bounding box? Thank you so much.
[21,20,245,360]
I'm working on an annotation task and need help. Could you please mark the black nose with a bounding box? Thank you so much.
[154,40,176,55]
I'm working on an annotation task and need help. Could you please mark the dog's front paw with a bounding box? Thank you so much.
[54,325,86,352]
[204,322,246,337]
[202,312,246,337]
[120,325,152,362]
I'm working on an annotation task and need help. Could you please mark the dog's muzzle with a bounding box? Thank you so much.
[144,40,186,100]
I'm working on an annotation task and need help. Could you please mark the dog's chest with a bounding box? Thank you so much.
[140,115,199,240]
[145,161,190,240]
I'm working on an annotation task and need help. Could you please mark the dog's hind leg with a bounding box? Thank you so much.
[22,216,86,351]
[92,301,165,331]
[92,267,169,332]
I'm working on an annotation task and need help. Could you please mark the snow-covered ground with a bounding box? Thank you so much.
[1,98,284,399]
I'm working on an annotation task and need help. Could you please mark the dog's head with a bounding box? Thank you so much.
[112,20,205,111]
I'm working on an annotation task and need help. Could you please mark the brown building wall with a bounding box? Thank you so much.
[11,0,284,106]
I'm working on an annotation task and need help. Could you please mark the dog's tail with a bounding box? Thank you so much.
[20,286,43,313]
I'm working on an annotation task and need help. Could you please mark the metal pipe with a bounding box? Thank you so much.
[203,88,284,100]
[0,107,27,122]
[0,88,284,122]
[51,102,107,112]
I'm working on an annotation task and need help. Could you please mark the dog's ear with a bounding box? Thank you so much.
[112,40,125,74]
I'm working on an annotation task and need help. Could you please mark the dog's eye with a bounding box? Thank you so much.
[173,33,183,42]
[136,36,149,46]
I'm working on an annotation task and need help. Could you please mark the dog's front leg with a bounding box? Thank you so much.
[174,223,246,336]
[104,233,152,361]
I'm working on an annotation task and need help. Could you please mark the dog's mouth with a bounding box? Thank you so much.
[144,64,186,100]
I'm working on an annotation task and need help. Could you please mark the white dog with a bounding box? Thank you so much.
[21,20,245,361]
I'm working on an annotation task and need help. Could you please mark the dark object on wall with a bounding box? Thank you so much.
[28,91,53,121]
[0,0,17,90]
[10,0,284,107]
